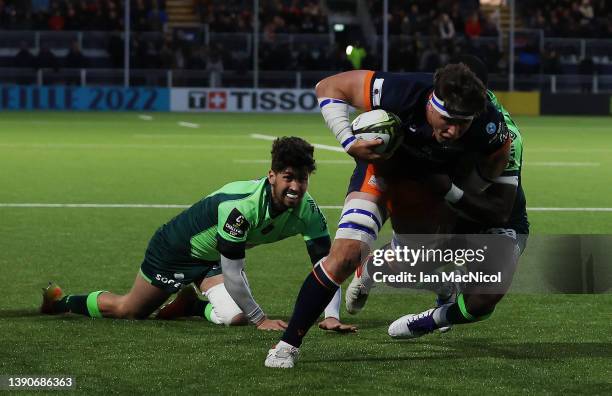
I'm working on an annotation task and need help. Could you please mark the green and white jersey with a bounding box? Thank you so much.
[156,177,329,263]
[487,91,529,234]
[487,91,523,178]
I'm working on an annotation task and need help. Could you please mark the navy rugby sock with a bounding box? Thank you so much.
[187,300,209,318]
[281,261,339,348]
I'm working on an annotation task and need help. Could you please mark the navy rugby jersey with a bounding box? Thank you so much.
[362,71,510,179]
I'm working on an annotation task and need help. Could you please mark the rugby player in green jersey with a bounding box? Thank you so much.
[41,137,355,332]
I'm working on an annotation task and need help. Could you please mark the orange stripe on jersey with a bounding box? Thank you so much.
[362,70,375,111]
[359,163,384,197]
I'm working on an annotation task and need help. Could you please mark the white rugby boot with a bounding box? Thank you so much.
[388,308,439,339]
[264,341,300,369]
[345,262,373,315]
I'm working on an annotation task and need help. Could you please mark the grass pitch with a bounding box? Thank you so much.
[1,112,611,394]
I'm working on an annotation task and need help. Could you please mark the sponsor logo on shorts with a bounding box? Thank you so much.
[155,274,182,288]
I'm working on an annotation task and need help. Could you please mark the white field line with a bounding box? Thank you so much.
[0,143,267,150]
[138,114,153,121]
[249,134,609,163]
[528,148,612,153]
[527,207,612,212]
[132,134,232,138]
[0,203,190,208]
[1,142,606,160]
[1,203,612,212]
[178,121,199,128]
[236,159,601,166]
[525,162,600,167]
[250,133,344,153]
[0,203,343,210]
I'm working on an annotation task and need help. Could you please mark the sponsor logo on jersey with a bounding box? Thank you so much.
[368,174,386,190]
[223,208,250,238]
[307,198,327,231]
[372,78,384,107]
[488,121,509,145]
[486,122,497,135]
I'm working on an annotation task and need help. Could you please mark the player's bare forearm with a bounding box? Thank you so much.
[315,70,370,109]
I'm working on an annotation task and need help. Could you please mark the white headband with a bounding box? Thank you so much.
[429,92,475,121]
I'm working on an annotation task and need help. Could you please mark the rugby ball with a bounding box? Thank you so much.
[351,109,403,155]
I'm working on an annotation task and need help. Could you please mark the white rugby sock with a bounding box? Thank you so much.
[324,286,341,319]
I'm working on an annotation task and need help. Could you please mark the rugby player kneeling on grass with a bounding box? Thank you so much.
[41,136,356,333]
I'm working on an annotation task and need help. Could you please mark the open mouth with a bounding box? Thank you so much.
[285,191,299,200]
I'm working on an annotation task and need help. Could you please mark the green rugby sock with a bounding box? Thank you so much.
[444,294,492,325]
[203,302,214,322]
[54,291,106,318]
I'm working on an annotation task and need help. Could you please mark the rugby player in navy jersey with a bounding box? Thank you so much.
[265,63,522,368]
[348,56,529,338]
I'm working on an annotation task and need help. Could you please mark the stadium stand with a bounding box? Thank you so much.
[0,0,610,89]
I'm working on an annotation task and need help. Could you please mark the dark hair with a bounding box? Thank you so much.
[449,54,488,87]
[271,136,316,174]
[433,63,486,117]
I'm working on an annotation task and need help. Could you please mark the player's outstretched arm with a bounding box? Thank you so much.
[436,123,516,224]
[219,254,287,331]
[316,70,384,161]
[451,182,518,225]
[426,173,518,225]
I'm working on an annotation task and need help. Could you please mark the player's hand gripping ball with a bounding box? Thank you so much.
[351,109,404,156]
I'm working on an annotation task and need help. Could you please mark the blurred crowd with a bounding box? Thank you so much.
[3,0,612,77]
[360,0,502,74]
[520,0,612,38]
[189,0,331,72]
[369,0,499,39]
[195,0,328,35]
[0,0,167,31]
